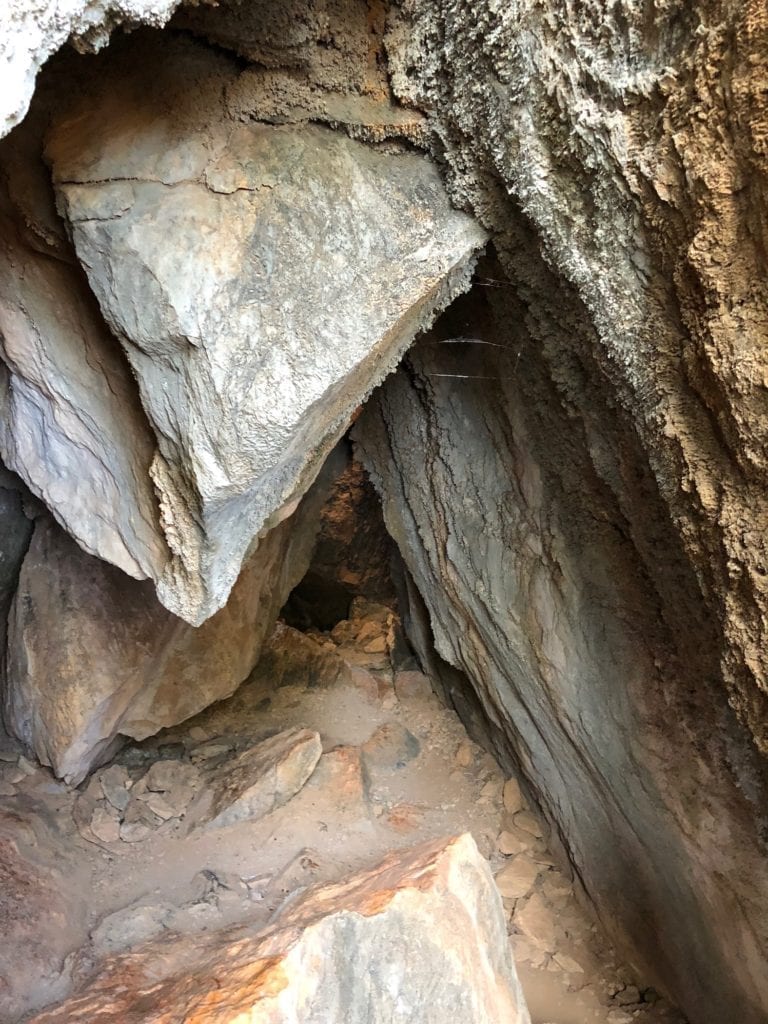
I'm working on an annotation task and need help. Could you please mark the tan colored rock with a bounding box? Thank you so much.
[90,805,121,844]
[190,728,322,831]
[4,451,331,784]
[515,893,560,954]
[503,778,525,815]
[513,810,545,839]
[394,670,434,701]
[494,855,541,900]
[497,830,529,857]
[27,834,530,1024]
[306,746,368,818]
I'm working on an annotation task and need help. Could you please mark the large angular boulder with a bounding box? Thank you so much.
[37,34,485,625]
[3,452,337,785]
[27,833,530,1024]
[0,178,167,583]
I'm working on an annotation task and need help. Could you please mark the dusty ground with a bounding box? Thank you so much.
[0,600,686,1023]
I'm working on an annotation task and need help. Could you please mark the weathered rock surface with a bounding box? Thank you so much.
[3,455,334,784]
[0,811,87,1022]
[36,33,485,624]
[0,156,167,582]
[0,466,32,683]
[355,294,768,1023]
[188,727,322,831]
[0,0,187,138]
[27,833,530,1024]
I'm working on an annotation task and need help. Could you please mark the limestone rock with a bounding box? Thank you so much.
[189,728,322,832]
[27,833,530,1024]
[0,466,32,684]
[494,856,541,901]
[361,722,421,771]
[42,34,486,625]
[366,3,768,1021]
[0,168,167,584]
[4,449,329,784]
[354,309,768,1023]
[0,812,87,1021]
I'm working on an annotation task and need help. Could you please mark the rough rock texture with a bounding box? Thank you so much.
[3,454,338,785]
[0,810,88,1022]
[27,833,530,1024]
[35,32,485,624]
[0,467,32,683]
[0,0,188,138]
[0,134,167,582]
[355,286,768,1024]
[189,727,322,831]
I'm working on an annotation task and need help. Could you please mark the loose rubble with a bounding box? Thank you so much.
[0,597,686,1023]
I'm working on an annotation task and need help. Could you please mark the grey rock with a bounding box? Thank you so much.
[90,902,175,957]
[44,35,485,625]
[0,167,167,584]
[361,722,421,771]
[98,765,131,813]
[25,834,530,1024]
[90,804,121,844]
[4,447,335,784]
[190,727,322,832]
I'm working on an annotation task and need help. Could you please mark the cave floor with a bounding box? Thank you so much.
[0,601,685,1023]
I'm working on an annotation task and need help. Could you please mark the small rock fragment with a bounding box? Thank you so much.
[120,799,162,843]
[615,985,641,1005]
[191,728,322,831]
[497,830,528,856]
[0,781,15,797]
[363,635,388,654]
[99,765,131,812]
[91,903,174,956]
[515,892,560,953]
[553,952,584,974]
[454,741,475,768]
[503,778,524,814]
[16,756,37,776]
[90,804,121,844]
[361,723,420,771]
[495,855,541,900]
[514,810,544,838]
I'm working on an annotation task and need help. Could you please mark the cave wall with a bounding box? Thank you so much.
[0,2,767,1022]
[352,1,768,1017]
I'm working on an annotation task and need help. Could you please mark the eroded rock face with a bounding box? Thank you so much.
[0,467,32,683]
[3,455,336,785]
[33,32,485,625]
[27,833,530,1024]
[0,0,187,138]
[0,810,87,1022]
[0,153,167,583]
[355,290,768,1024]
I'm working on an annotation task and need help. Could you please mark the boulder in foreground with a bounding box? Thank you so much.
[28,833,530,1024]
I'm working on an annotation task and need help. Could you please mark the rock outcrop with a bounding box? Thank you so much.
[24,32,484,625]
[355,288,768,1024]
[3,454,336,785]
[27,833,530,1024]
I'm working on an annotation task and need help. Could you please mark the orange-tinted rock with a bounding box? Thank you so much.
[29,833,530,1024]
